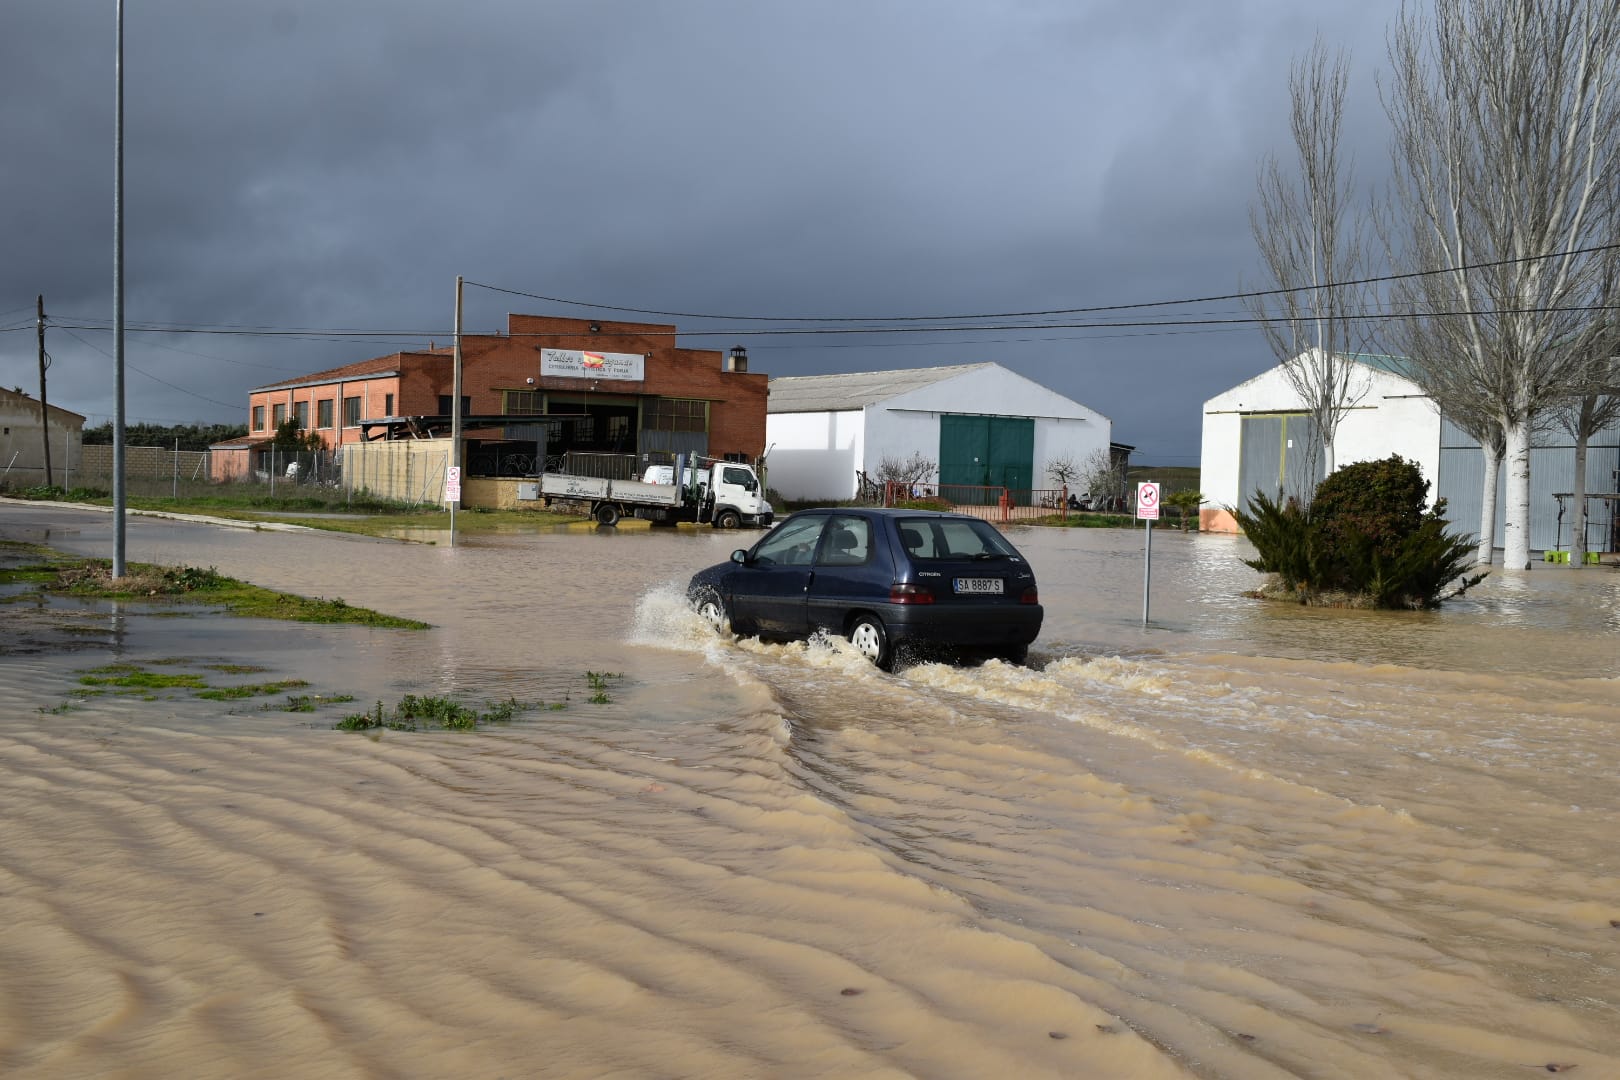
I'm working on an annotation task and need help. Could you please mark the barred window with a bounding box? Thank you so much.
[504,390,542,414]
[317,399,335,429]
[645,398,708,433]
[343,396,361,427]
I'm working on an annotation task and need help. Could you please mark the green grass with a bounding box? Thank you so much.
[195,679,310,701]
[78,664,210,690]
[0,546,429,629]
[335,694,540,732]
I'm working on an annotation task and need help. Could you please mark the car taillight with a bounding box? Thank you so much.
[1020,587,1039,605]
[889,583,934,604]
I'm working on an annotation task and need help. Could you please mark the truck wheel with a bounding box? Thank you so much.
[594,503,621,526]
[848,615,892,671]
[714,509,742,530]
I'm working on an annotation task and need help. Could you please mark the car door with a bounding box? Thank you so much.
[730,513,827,637]
[805,515,884,633]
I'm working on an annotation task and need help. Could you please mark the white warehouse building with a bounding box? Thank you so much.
[764,362,1113,502]
[1200,351,1620,555]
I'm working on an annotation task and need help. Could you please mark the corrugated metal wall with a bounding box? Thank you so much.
[1436,418,1620,552]
[1237,414,1320,511]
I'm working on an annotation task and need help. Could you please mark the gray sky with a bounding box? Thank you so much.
[1,0,1404,466]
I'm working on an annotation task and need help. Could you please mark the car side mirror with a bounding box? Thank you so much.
[731,549,749,564]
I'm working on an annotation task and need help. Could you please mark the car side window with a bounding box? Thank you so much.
[816,516,871,566]
[753,516,827,566]
[897,521,937,559]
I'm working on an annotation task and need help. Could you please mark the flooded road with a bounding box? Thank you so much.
[2,501,1618,1079]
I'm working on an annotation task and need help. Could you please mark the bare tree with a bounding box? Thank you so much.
[1247,38,1371,488]
[1381,0,1620,569]
[1044,455,1082,489]
[875,451,936,488]
[1551,289,1620,566]
[1079,448,1124,507]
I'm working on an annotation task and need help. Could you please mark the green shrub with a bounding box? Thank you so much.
[1234,455,1484,609]
[892,497,953,512]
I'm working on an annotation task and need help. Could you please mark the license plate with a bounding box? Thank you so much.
[954,577,1003,594]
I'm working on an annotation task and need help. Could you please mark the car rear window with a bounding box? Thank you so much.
[896,518,1018,560]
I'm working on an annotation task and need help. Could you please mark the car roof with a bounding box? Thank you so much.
[785,507,979,521]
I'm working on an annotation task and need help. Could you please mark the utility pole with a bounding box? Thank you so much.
[36,295,52,487]
[112,0,127,578]
[449,275,463,545]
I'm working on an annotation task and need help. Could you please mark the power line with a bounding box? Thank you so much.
[463,240,1620,324]
[59,327,246,410]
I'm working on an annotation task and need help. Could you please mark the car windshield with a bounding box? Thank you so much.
[895,518,1018,561]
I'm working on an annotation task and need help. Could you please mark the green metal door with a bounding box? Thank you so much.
[938,415,1033,496]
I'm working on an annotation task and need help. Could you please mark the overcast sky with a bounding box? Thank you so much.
[1,0,1407,466]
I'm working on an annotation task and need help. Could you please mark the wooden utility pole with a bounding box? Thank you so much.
[36,295,53,487]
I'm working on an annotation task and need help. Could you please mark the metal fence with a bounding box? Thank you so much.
[883,482,1083,524]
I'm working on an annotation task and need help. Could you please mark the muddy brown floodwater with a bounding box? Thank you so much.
[2,501,1618,1079]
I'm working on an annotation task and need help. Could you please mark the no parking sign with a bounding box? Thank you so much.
[1136,481,1160,520]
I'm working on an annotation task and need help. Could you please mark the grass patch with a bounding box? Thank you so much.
[2,554,429,629]
[335,694,539,732]
[195,679,310,701]
[274,692,356,713]
[585,670,621,705]
[78,664,209,690]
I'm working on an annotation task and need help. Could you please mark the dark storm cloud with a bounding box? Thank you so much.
[2,0,1398,460]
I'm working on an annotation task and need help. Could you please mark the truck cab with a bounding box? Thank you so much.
[704,462,773,529]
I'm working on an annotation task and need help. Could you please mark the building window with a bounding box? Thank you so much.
[438,395,472,416]
[273,403,287,427]
[504,390,541,414]
[294,401,309,429]
[645,398,708,432]
[384,393,395,417]
[317,399,334,429]
[343,396,361,427]
[252,405,265,431]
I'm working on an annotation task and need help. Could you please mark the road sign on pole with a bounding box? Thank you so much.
[1137,482,1159,626]
[1136,481,1160,520]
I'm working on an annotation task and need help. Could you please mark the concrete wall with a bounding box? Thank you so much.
[762,410,865,500]
[0,392,83,487]
[341,439,454,505]
[76,445,210,482]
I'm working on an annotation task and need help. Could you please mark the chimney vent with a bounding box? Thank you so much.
[727,345,749,373]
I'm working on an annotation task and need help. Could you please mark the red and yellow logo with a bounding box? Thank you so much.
[582,352,606,369]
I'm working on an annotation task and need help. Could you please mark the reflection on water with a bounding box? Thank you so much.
[2,502,1618,1079]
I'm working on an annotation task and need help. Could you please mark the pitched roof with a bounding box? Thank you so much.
[767,363,996,413]
[250,350,447,393]
[0,386,85,423]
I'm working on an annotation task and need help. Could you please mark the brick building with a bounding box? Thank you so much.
[212,315,767,481]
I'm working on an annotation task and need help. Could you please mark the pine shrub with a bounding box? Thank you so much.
[1234,455,1484,609]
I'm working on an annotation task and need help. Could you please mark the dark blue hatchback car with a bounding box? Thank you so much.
[687,508,1043,669]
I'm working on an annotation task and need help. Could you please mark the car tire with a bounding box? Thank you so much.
[997,644,1029,667]
[595,503,621,526]
[714,509,742,530]
[848,614,892,670]
[694,590,729,634]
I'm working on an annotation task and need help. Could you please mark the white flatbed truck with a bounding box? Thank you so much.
[536,455,773,528]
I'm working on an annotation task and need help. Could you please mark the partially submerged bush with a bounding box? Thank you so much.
[1234,455,1484,609]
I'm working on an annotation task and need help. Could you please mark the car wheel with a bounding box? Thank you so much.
[714,509,742,529]
[848,614,892,670]
[694,590,729,633]
[996,644,1029,667]
[595,502,621,526]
